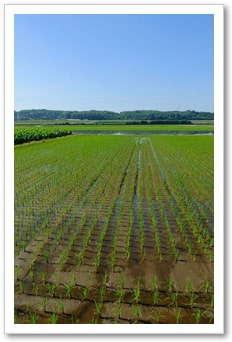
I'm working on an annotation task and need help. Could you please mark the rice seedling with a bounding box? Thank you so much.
[71,314,79,323]
[20,241,26,252]
[114,303,121,322]
[39,271,46,284]
[47,283,56,297]
[172,246,179,263]
[59,250,68,267]
[28,269,34,281]
[43,251,49,263]
[151,276,159,305]
[18,280,24,294]
[170,291,178,307]
[153,309,163,323]
[167,278,174,293]
[124,208,133,260]
[94,301,103,317]
[32,283,39,296]
[71,273,77,287]
[30,312,38,324]
[65,282,73,299]
[82,286,89,299]
[54,271,61,285]
[55,229,63,242]
[174,307,183,324]
[40,297,47,312]
[132,304,141,322]
[50,313,59,324]
[189,292,197,308]
[110,250,116,270]
[132,278,141,304]
[185,278,194,293]
[204,279,213,293]
[57,298,65,314]
[193,308,202,324]
[99,286,106,302]
[76,250,85,266]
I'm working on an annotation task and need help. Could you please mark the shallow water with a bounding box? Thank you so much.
[72,130,213,136]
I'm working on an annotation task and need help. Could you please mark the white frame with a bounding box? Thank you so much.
[5,4,224,334]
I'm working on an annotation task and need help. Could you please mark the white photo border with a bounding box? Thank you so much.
[5,3,224,335]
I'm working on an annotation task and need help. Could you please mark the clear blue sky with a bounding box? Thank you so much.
[14,14,214,112]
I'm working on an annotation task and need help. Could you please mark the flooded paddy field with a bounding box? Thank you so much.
[14,134,214,324]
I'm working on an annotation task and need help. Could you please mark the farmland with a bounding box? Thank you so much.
[14,127,72,144]
[14,132,214,324]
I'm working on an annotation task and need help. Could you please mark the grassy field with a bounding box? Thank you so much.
[14,132,214,324]
[15,123,214,132]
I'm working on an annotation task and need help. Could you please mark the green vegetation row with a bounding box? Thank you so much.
[14,127,72,144]
[15,124,214,132]
[14,108,214,121]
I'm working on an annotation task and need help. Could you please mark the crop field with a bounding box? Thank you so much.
[14,134,214,324]
[15,123,214,132]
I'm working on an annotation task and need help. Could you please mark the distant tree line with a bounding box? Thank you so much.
[14,109,214,121]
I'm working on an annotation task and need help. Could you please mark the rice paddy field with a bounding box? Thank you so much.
[14,128,214,324]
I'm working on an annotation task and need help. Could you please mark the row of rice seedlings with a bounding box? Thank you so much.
[144,145,196,257]
[14,136,131,254]
[109,208,122,270]
[125,210,133,260]
[176,147,213,200]
[132,277,142,322]
[73,138,136,271]
[151,276,159,305]
[132,277,141,304]
[150,136,213,201]
[157,161,207,258]
[57,166,115,270]
[69,139,136,268]
[97,148,130,270]
[14,154,84,252]
[106,140,140,263]
[14,137,136,298]
[76,217,98,267]
[165,277,210,323]
[115,275,125,321]
[92,148,131,269]
[138,199,145,258]
[135,143,146,258]
[15,162,97,265]
[90,138,138,269]
[52,148,122,267]
[15,136,113,212]
[156,196,180,262]
[147,142,179,262]
[93,273,108,323]
[143,139,176,261]
[153,137,213,258]
[141,142,163,261]
[94,219,110,269]
[25,139,130,267]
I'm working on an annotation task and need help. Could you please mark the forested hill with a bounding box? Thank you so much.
[14,109,214,121]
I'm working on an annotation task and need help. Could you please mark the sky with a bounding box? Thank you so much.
[14,14,214,112]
